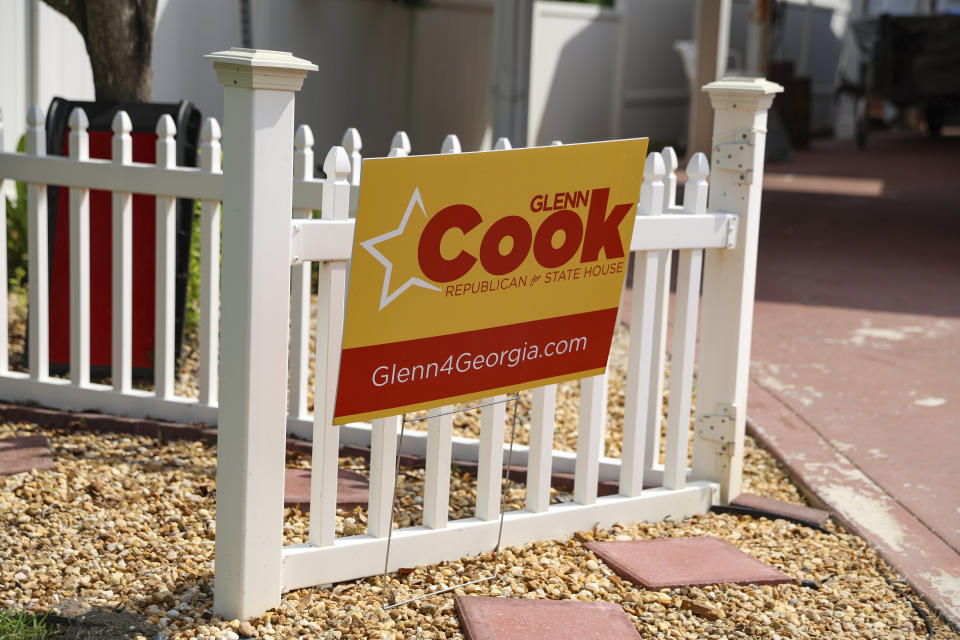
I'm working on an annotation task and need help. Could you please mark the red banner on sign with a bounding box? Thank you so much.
[334,307,618,423]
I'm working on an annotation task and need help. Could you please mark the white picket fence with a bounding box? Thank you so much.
[0,48,781,619]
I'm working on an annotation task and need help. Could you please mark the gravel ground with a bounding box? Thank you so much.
[2,420,957,640]
[5,297,959,639]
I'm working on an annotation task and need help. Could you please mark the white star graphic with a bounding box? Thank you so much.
[360,187,441,311]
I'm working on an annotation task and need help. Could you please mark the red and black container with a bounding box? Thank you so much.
[29,98,201,380]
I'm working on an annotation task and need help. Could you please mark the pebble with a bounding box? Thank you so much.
[681,598,725,620]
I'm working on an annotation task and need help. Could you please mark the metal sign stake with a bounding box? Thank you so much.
[381,392,523,609]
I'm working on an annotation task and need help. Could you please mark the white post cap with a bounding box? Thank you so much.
[702,76,783,110]
[206,47,318,92]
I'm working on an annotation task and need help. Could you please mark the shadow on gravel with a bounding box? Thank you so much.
[48,598,162,640]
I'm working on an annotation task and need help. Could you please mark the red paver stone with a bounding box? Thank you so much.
[585,537,792,589]
[284,468,369,509]
[454,596,641,640]
[731,492,830,526]
[0,435,55,476]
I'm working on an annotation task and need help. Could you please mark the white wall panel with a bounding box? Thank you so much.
[0,0,93,153]
[528,1,622,146]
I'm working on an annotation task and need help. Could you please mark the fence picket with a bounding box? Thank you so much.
[663,153,709,490]
[289,124,314,419]
[68,108,91,387]
[662,146,679,210]
[621,152,665,496]
[476,396,506,520]
[418,135,462,528]
[390,131,411,155]
[441,134,461,154]
[110,111,133,392]
[423,406,454,528]
[527,385,557,512]
[342,128,362,217]
[308,417,341,547]
[26,106,48,379]
[308,147,352,548]
[367,416,400,538]
[154,115,177,399]
[0,107,7,372]
[574,374,607,505]
[198,118,222,406]
[644,242,673,469]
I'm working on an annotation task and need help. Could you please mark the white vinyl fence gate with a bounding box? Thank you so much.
[0,48,781,619]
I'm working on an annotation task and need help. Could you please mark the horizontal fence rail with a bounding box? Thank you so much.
[0,153,223,200]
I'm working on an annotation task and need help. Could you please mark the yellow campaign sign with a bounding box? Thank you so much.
[334,139,648,424]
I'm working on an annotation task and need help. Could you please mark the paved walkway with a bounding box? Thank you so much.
[747,128,960,626]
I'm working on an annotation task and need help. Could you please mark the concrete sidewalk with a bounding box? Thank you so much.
[748,129,960,626]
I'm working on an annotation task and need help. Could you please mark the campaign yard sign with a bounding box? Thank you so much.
[333,139,648,425]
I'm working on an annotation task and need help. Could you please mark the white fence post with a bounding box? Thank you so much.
[691,77,781,503]
[208,48,316,621]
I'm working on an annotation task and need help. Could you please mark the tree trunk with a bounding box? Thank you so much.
[41,0,158,103]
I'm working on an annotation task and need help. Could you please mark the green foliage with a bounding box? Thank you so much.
[0,611,61,640]
[5,136,29,289]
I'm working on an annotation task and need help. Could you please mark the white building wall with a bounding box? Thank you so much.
[151,0,242,130]
[409,1,495,153]
[619,0,696,147]
[0,0,93,152]
[528,1,623,147]
[1,0,886,162]
[153,0,490,157]
[246,0,415,157]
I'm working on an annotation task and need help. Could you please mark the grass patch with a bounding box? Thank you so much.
[0,611,62,640]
